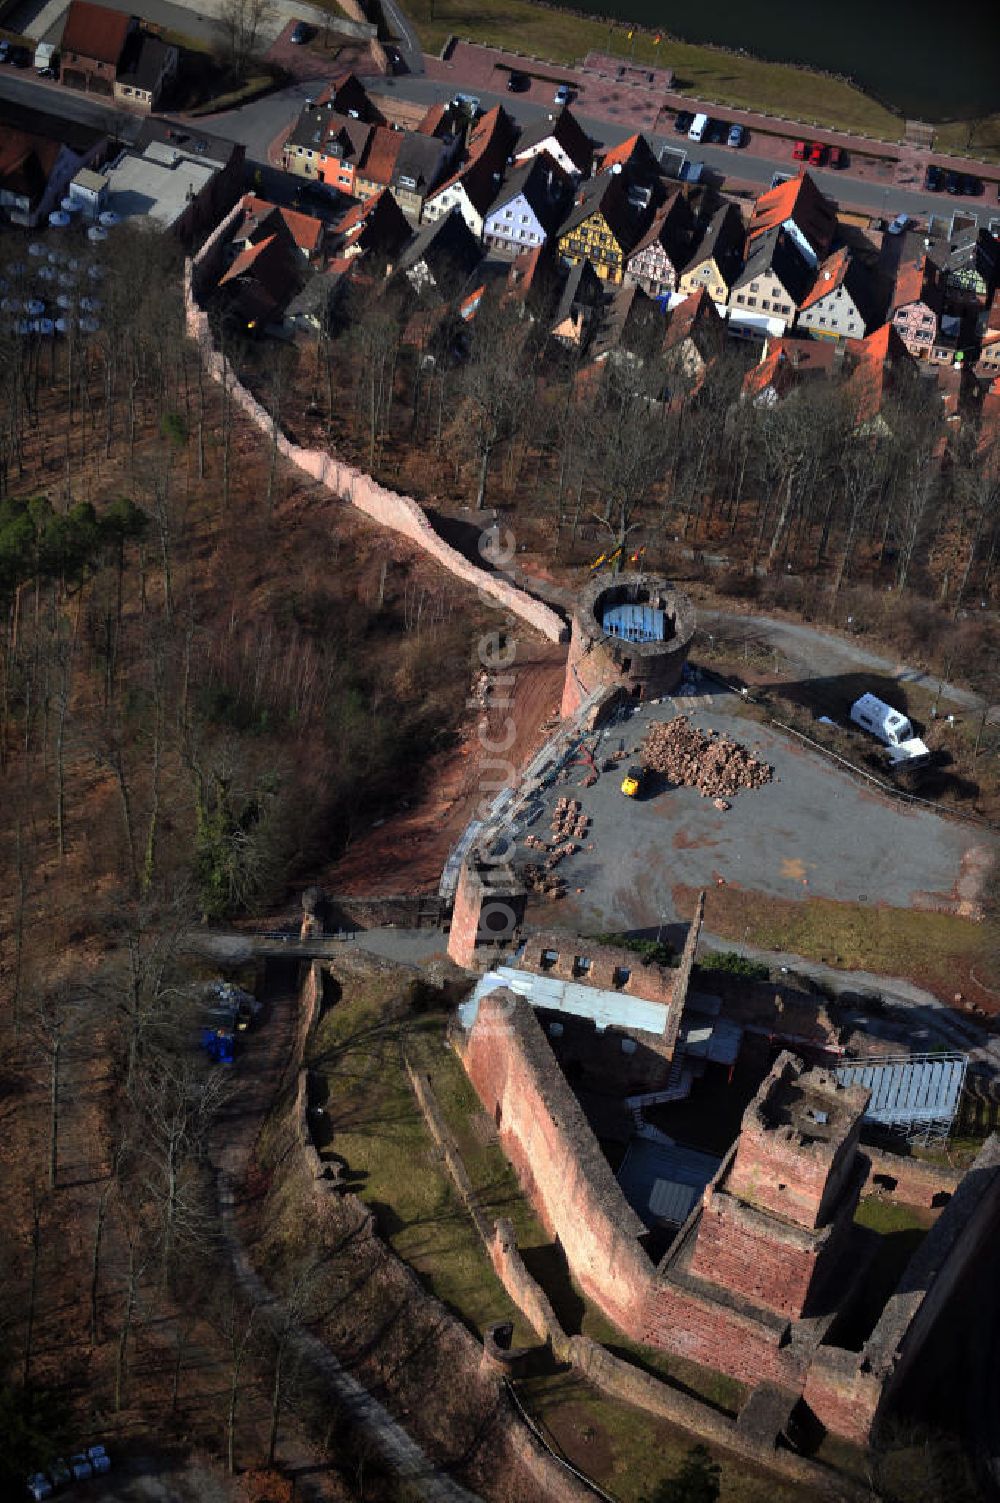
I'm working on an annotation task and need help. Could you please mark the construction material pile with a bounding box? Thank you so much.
[551,798,589,843]
[640,717,773,799]
[523,863,566,901]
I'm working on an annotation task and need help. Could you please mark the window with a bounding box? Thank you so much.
[620,1037,637,1055]
[573,955,592,977]
[761,298,770,310]
[745,295,756,307]
[540,948,558,969]
[819,315,826,325]
[613,966,631,988]
[750,281,759,292]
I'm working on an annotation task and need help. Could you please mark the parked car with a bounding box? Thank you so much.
[828,145,845,168]
[554,83,571,106]
[945,170,962,194]
[793,139,807,160]
[962,173,983,195]
[289,20,311,43]
[0,40,8,62]
[674,110,694,134]
[727,123,746,148]
[27,1477,52,1502]
[924,164,943,191]
[808,141,826,166]
[887,212,912,235]
[7,44,30,66]
[506,69,528,92]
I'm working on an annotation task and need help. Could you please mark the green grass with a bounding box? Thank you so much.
[934,115,1000,164]
[403,0,902,139]
[519,1370,801,1503]
[676,882,994,1002]
[310,967,752,1418]
[307,974,536,1343]
[854,1195,934,1238]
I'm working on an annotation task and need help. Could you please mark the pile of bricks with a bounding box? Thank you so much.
[640,717,773,799]
[523,863,566,901]
[551,798,589,842]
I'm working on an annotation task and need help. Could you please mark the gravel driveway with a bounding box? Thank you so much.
[515,699,983,938]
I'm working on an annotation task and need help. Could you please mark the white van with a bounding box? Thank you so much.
[688,113,709,142]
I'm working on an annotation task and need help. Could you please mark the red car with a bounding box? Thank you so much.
[808,141,826,166]
[828,144,844,168]
[793,139,807,160]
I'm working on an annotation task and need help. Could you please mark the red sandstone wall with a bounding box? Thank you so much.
[690,1198,819,1318]
[641,1281,803,1391]
[184,251,564,645]
[447,862,483,969]
[728,1118,859,1231]
[860,1148,958,1209]
[460,994,804,1393]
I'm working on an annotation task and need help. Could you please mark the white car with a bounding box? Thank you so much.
[554,84,571,106]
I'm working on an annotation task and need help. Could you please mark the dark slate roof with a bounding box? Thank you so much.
[514,105,592,174]
[391,131,450,194]
[116,33,173,91]
[396,207,482,284]
[287,104,371,159]
[681,201,745,282]
[560,171,637,251]
[551,257,603,326]
[733,226,815,305]
[485,152,571,234]
[135,118,239,169]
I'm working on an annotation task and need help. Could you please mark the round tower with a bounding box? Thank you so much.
[560,573,696,719]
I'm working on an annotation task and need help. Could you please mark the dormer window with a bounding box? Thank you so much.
[572,956,592,978]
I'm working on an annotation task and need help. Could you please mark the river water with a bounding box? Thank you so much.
[568,0,998,121]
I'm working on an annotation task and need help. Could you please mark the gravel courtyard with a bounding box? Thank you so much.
[513,698,983,939]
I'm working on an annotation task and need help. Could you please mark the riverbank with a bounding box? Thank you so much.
[399,0,1000,153]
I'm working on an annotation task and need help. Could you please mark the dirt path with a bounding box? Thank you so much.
[211,962,482,1503]
[698,607,1000,723]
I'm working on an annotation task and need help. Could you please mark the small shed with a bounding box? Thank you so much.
[69,167,108,221]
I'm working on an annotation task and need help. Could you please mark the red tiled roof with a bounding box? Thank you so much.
[241,194,323,255]
[598,133,641,172]
[429,102,512,209]
[891,254,940,313]
[358,126,404,185]
[0,130,60,199]
[61,0,132,64]
[218,235,279,286]
[846,322,909,366]
[843,323,911,424]
[662,286,719,351]
[417,102,447,135]
[742,335,838,398]
[798,246,850,311]
[748,171,835,256]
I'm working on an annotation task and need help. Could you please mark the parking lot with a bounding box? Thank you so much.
[513,697,979,941]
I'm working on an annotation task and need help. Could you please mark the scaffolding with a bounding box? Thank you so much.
[835,1052,968,1144]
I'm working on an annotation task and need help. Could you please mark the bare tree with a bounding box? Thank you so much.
[459,295,538,511]
[218,0,276,78]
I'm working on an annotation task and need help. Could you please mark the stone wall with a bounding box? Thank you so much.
[184,245,565,646]
[457,986,1000,1450]
[859,1146,958,1208]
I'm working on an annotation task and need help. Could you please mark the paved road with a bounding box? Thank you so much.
[699,609,1000,725]
[6,52,1000,235]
